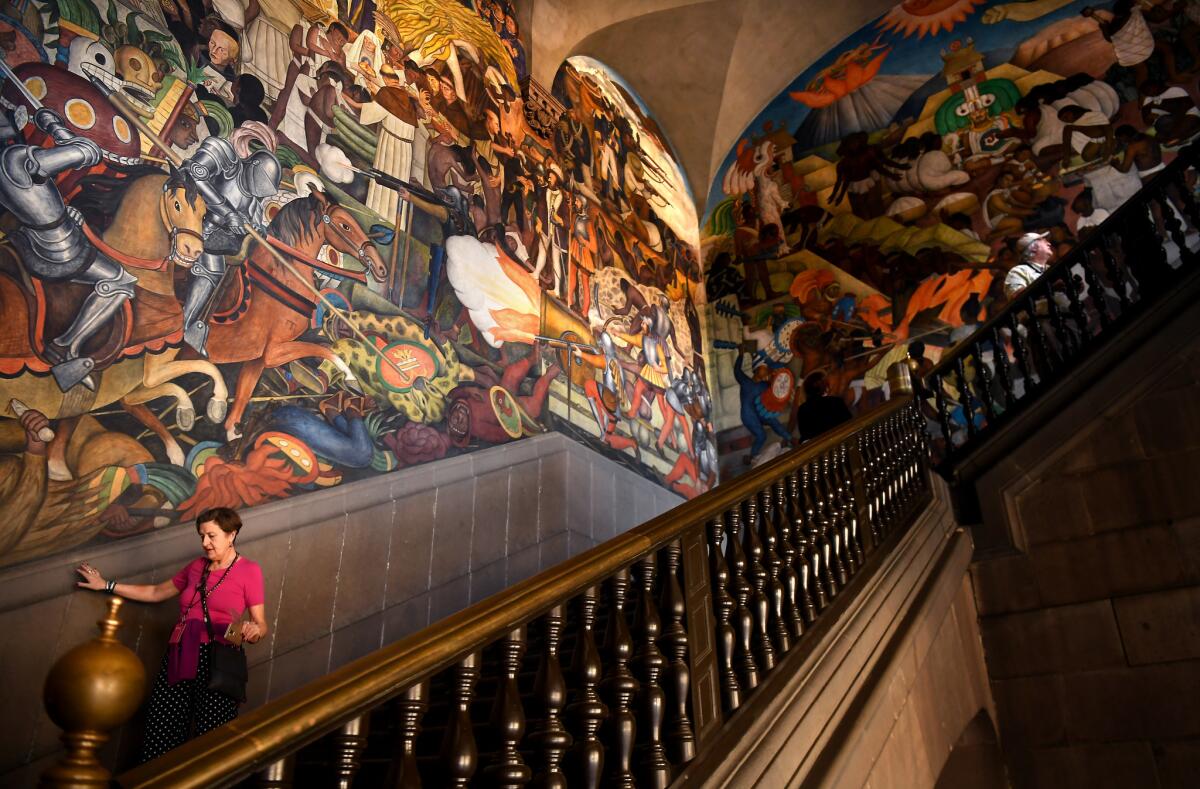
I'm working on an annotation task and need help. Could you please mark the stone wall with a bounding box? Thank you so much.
[970,307,1200,788]
[0,434,680,786]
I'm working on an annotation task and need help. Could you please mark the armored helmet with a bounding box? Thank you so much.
[238,149,282,199]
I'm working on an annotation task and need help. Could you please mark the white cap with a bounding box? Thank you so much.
[1016,231,1049,256]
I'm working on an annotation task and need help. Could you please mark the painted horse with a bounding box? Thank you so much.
[205,189,388,439]
[0,169,227,469]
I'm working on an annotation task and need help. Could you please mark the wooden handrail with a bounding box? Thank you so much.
[115,394,920,788]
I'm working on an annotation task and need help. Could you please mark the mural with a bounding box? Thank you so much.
[702,0,1200,469]
[0,0,711,567]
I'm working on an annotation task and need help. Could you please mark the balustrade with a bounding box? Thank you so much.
[108,395,930,789]
[927,144,1198,467]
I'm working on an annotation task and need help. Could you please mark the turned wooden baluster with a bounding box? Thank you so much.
[1098,236,1132,312]
[844,444,867,566]
[632,555,670,788]
[257,755,295,789]
[857,432,880,545]
[659,541,696,765]
[972,340,997,425]
[708,517,741,713]
[1044,281,1076,360]
[1170,163,1200,265]
[1064,264,1091,345]
[819,454,849,588]
[389,682,428,789]
[742,496,776,673]
[485,626,532,787]
[835,446,863,572]
[773,480,805,641]
[567,586,607,789]
[331,715,369,789]
[1080,253,1113,331]
[1171,161,1200,232]
[724,508,759,692]
[933,372,954,450]
[990,324,1015,408]
[952,356,977,442]
[1159,189,1189,255]
[530,606,571,789]
[1123,194,1171,291]
[800,465,829,611]
[759,488,791,656]
[601,569,639,789]
[812,466,840,601]
[1004,311,1034,393]
[872,425,893,537]
[441,652,481,787]
[1027,286,1058,379]
[885,418,905,520]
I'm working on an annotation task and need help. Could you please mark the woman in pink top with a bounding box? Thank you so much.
[76,507,267,763]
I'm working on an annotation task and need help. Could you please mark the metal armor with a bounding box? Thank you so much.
[0,107,136,390]
[179,137,281,354]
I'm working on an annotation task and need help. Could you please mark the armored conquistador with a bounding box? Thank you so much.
[0,106,137,390]
[179,136,281,354]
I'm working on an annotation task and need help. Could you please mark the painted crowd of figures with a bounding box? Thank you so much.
[703,0,1200,469]
[0,0,710,566]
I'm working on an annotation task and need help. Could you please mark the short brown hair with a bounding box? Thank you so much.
[196,507,242,536]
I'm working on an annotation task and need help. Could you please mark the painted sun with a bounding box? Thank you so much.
[876,0,984,38]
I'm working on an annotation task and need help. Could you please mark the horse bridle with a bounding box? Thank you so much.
[320,211,378,274]
[159,189,204,266]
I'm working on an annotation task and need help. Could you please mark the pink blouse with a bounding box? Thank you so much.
[172,556,264,642]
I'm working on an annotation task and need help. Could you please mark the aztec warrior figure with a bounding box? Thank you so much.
[0,0,713,567]
[703,0,1200,473]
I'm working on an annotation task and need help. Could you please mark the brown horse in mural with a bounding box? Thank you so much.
[204,190,388,439]
[0,171,228,469]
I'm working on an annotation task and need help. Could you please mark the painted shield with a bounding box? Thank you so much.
[3,62,143,165]
[488,386,524,440]
[375,338,441,394]
[761,367,795,413]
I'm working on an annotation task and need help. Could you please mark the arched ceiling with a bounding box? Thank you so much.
[526,0,899,216]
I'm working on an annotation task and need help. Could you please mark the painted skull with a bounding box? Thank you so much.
[114,45,163,98]
[66,37,115,81]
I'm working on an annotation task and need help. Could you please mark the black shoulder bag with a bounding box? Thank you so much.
[199,557,249,703]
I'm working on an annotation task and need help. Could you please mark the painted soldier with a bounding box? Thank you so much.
[0,105,137,390]
[179,135,282,355]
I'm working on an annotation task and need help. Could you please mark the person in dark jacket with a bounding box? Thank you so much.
[795,371,853,442]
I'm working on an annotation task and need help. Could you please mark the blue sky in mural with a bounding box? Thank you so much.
[704,0,1103,214]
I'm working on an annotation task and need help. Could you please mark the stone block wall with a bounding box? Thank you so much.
[970,331,1200,788]
[0,434,680,785]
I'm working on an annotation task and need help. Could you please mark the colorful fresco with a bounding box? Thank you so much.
[702,0,1200,468]
[0,0,711,567]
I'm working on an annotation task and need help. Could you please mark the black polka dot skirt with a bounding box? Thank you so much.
[140,642,240,764]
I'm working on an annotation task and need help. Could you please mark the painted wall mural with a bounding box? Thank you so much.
[0,0,711,568]
[702,0,1200,470]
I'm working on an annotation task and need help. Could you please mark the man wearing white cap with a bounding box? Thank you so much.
[1004,231,1053,299]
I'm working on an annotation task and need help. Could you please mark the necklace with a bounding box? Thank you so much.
[210,550,238,572]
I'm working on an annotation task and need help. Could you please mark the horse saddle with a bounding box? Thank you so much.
[0,243,131,375]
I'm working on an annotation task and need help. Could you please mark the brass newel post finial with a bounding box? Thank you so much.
[887,361,913,398]
[40,597,146,789]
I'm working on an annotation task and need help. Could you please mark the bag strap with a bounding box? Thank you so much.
[199,555,239,642]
